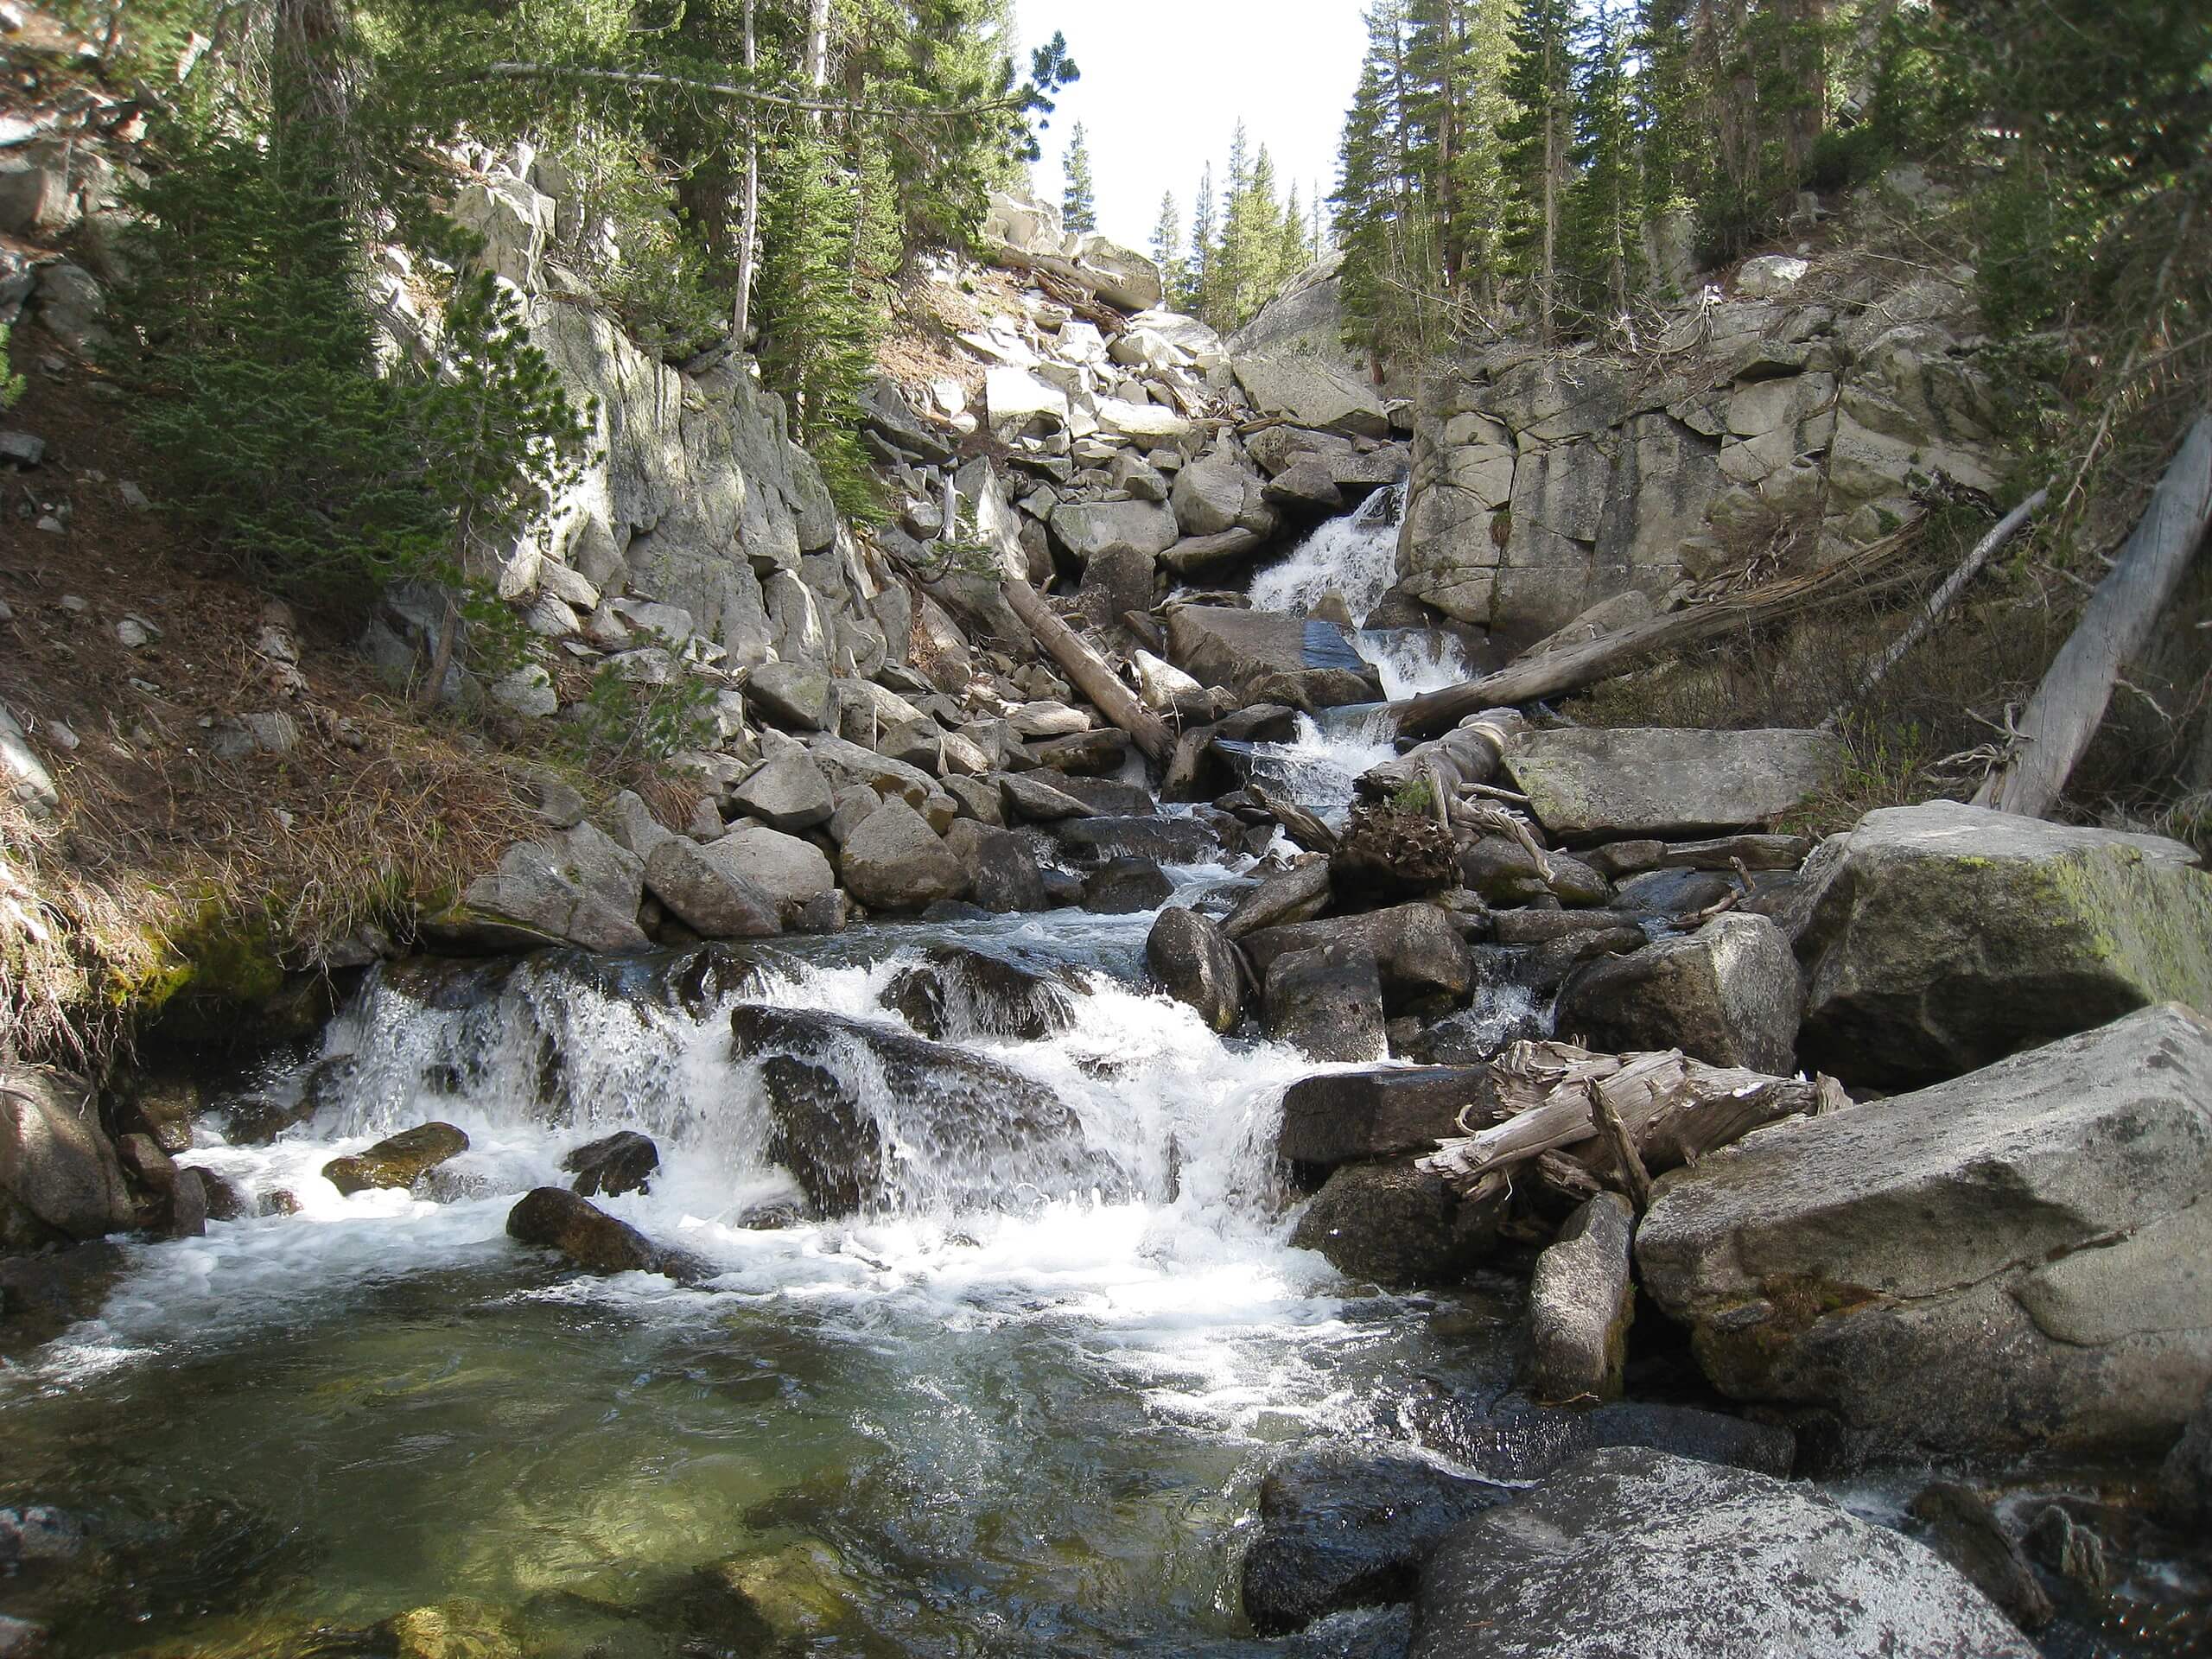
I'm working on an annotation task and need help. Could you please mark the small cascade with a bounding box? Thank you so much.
[1238,484,1476,821]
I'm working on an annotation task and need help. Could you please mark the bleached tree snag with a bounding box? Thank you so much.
[1421,1040,1829,1198]
[1001,579,1173,766]
[1591,1087,1655,1211]
[1249,784,1339,855]
[1976,416,2212,819]
[1393,530,1920,738]
[1825,486,2049,731]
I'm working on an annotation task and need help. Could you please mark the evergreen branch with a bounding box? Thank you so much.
[474,60,1032,122]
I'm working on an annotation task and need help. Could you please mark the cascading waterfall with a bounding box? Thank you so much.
[1240,485,1472,822]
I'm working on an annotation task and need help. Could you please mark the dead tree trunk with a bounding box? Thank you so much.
[1002,579,1173,766]
[1824,486,2047,730]
[731,0,759,346]
[1976,416,2212,818]
[1393,530,1919,738]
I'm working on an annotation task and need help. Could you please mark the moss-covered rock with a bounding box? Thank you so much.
[1792,801,2212,1088]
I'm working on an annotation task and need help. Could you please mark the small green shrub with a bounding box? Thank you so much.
[556,651,720,776]
[0,323,22,410]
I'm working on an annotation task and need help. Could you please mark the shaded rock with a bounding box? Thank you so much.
[1637,1003,2212,1460]
[1167,607,1382,705]
[881,946,1075,1042]
[505,1186,710,1283]
[1245,905,1472,1008]
[840,802,966,912]
[1000,770,1098,823]
[1225,857,1333,938]
[1082,856,1173,914]
[1505,727,1839,842]
[1790,801,2212,1090]
[2024,1505,2110,1592]
[1045,774,1156,817]
[1908,1483,2053,1632]
[1242,1453,1509,1637]
[1408,1393,1796,1484]
[732,1004,1118,1215]
[1555,913,1802,1074]
[1145,906,1243,1033]
[1291,1158,1500,1287]
[1268,943,1388,1063]
[645,837,783,939]
[730,753,836,833]
[1409,1447,2035,1659]
[2158,1384,2212,1529]
[0,1242,124,1357]
[563,1130,659,1198]
[1031,728,1127,777]
[1278,1066,1503,1172]
[1522,1194,1636,1404]
[322,1122,469,1196]
[0,1068,133,1243]
[944,821,1048,913]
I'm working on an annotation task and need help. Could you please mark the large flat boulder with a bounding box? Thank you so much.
[1410,1446,2035,1659]
[1050,499,1178,563]
[1277,1065,1502,1170]
[1506,727,1838,842]
[1789,801,2212,1088]
[1166,606,1382,705]
[1637,1003,2212,1460]
[1232,352,1389,441]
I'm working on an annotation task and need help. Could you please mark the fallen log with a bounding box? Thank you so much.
[1392,530,1921,739]
[1357,708,1529,801]
[1824,486,2048,730]
[1002,578,1173,766]
[1975,416,2212,819]
[1421,1039,1833,1199]
[1249,783,1339,855]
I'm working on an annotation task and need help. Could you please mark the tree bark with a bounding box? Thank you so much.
[1002,579,1173,766]
[731,0,759,346]
[1975,416,2212,818]
[1392,528,1919,738]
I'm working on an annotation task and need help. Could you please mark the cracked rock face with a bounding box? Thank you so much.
[1636,1003,2212,1461]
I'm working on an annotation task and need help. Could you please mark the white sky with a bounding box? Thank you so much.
[1011,0,1369,254]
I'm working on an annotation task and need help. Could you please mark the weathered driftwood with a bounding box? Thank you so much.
[1975,416,2212,819]
[1420,1039,1831,1199]
[1357,708,1529,801]
[1249,783,1338,855]
[1824,486,2048,731]
[1392,530,1920,738]
[1002,578,1173,766]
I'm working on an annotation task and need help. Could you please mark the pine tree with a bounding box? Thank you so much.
[1498,0,1575,343]
[1150,191,1188,308]
[1186,163,1216,316]
[1277,181,1310,285]
[1061,120,1098,232]
[1562,0,1644,330]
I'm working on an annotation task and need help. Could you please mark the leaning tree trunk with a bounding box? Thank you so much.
[1001,579,1173,766]
[1976,416,2212,818]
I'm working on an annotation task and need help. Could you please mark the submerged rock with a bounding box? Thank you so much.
[731,1004,1120,1215]
[1409,1447,2035,1659]
[1291,1159,1499,1287]
[881,946,1076,1043]
[563,1130,659,1198]
[505,1187,710,1283]
[1241,1452,1510,1637]
[322,1123,470,1196]
[1277,1066,1502,1173]
[1637,1003,2212,1460]
[1789,801,2212,1088]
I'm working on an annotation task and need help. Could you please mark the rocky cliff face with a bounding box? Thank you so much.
[1394,251,2005,645]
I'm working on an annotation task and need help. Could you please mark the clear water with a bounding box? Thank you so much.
[0,883,1503,1657]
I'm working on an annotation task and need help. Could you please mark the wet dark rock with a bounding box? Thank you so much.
[1555,913,1802,1074]
[258,1189,302,1217]
[0,1242,125,1357]
[119,1073,201,1154]
[732,1004,1118,1215]
[1241,1452,1510,1637]
[1610,865,1739,919]
[1407,1390,1797,1484]
[0,1616,46,1659]
[189,1166,247,1222]
[1278,1067,1503,1173]
[1082,856,1173,913]
[881,946,1076,1043]
[2024,1505,2111,1592]
[918,899,992,923]
[1267,943,1388,1063]
[223,1057,342,1145]
[321,1122,469,1196]
[2158,1383,2212,1529]
[1054,815,1221,868]
[1401,994,1549,1066]
[1291,1159,1499,1287]
[1409,1447,2034,1659]
[505,1186,712,1283]
[1246,905,1472,1009]
[1,1067,133,1243]
[1224,857,1332,939]
[0,1505,86,1567]
[999,770,1099,822]
[1031,728,1127,776]
[1042,774,1155,817]
[1145,906,1243,1033]
[118,1132,206,1236]
[563,1130,660,1198]
[1909,1482,2053,1631]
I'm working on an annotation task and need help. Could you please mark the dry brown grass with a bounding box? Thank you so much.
[0,338,539,1069]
